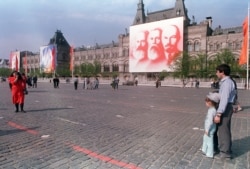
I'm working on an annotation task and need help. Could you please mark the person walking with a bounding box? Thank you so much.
[94,77,99,89]
[214,64,235,159]
[134,77,138,86]
[114,77,119,90]
[32,75,38,88]
[74,76,79,90]
[201,92,220,158]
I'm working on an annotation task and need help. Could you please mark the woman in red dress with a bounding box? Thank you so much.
[8,71,25,112]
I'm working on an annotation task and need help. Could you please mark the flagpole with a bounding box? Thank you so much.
[71,54,74,79]
[25,51,28,75]
[247,3,249,89]
[71,47,74,79]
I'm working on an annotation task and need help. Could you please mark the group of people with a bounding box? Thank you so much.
[6,64,240,161]
[8,71,28,113]
[26,75,38,88]
[83,77,99,90]
[130,25,181,72]
[201,64,238,160]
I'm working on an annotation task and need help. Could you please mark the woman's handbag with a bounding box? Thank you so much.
[23,88,28,95]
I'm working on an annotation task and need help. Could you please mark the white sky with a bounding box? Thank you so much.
[0,0,247,59]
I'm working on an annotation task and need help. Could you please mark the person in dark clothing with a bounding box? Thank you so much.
[74,76,79,90]
[33,76,38,88]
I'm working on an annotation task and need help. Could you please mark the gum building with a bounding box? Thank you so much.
[22,0,244,82]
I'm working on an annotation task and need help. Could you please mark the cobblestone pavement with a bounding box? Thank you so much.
[0,82,249,169]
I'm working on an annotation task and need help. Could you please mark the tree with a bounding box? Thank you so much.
[210,49,243,77]
[159,70,169,80]
[77,61,102,77]
[56,66,71,77]
[189,53,207,78]
[172,52,190,78]
[93,60,101,76]
[0,68,12,77]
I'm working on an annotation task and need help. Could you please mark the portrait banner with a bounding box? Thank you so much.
[129,17,184,72]
[40,45,57,73]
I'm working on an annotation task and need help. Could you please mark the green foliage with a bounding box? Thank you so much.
[56,65,71,77]
[78,61,102,77]
[189,54,207,78]
[0,68,12,77]
[208,49,243,77]
[173,52,190,78]
[171,49,244,78]
[159,70,169,80]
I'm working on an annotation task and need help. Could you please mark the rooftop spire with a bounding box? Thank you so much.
[132,0,146,25]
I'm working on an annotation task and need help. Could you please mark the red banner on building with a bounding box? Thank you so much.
[70,46,74,71]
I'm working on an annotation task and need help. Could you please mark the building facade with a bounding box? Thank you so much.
[21,30,70,75]
[21,0,244,82]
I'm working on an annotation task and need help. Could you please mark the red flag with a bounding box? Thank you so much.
[70,46,74,71]
[51,46,56,71]
[239,17,248,65]
[15,55,18,71]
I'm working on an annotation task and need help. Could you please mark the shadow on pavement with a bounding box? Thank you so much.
[0,127,40,136]
[27,107,73,113]
[232,136,250,158]
[26,90,49,93]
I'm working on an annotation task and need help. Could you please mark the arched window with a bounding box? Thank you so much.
[104,63,110,72]
[112,62,119,72]
[187,42,193,52]
[194,41,200,52]
[124,62,129,72]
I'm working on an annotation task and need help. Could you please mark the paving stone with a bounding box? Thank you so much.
[0,82,249,169]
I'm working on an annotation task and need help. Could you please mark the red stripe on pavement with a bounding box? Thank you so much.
[8,121,38,135]
[71,144,143,169]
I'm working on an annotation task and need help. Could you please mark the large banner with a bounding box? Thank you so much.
[40,45,57,73]
[9,51,20,71]
[129,17,184,72]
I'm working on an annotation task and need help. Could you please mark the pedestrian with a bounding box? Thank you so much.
[83,78,86,89]
[33,75,38,88]
[134,77,138,86]
[8,71,25,113]
[20,73,27,112]
[94,77,99,89]
[156,78,160,88]
[26,76,32,87]
[53,76,60,88]
[74,76,79,90]
[114,77,119,90]
[195,79,200,88]
[201,92,220,158]
[214,64,235,159]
